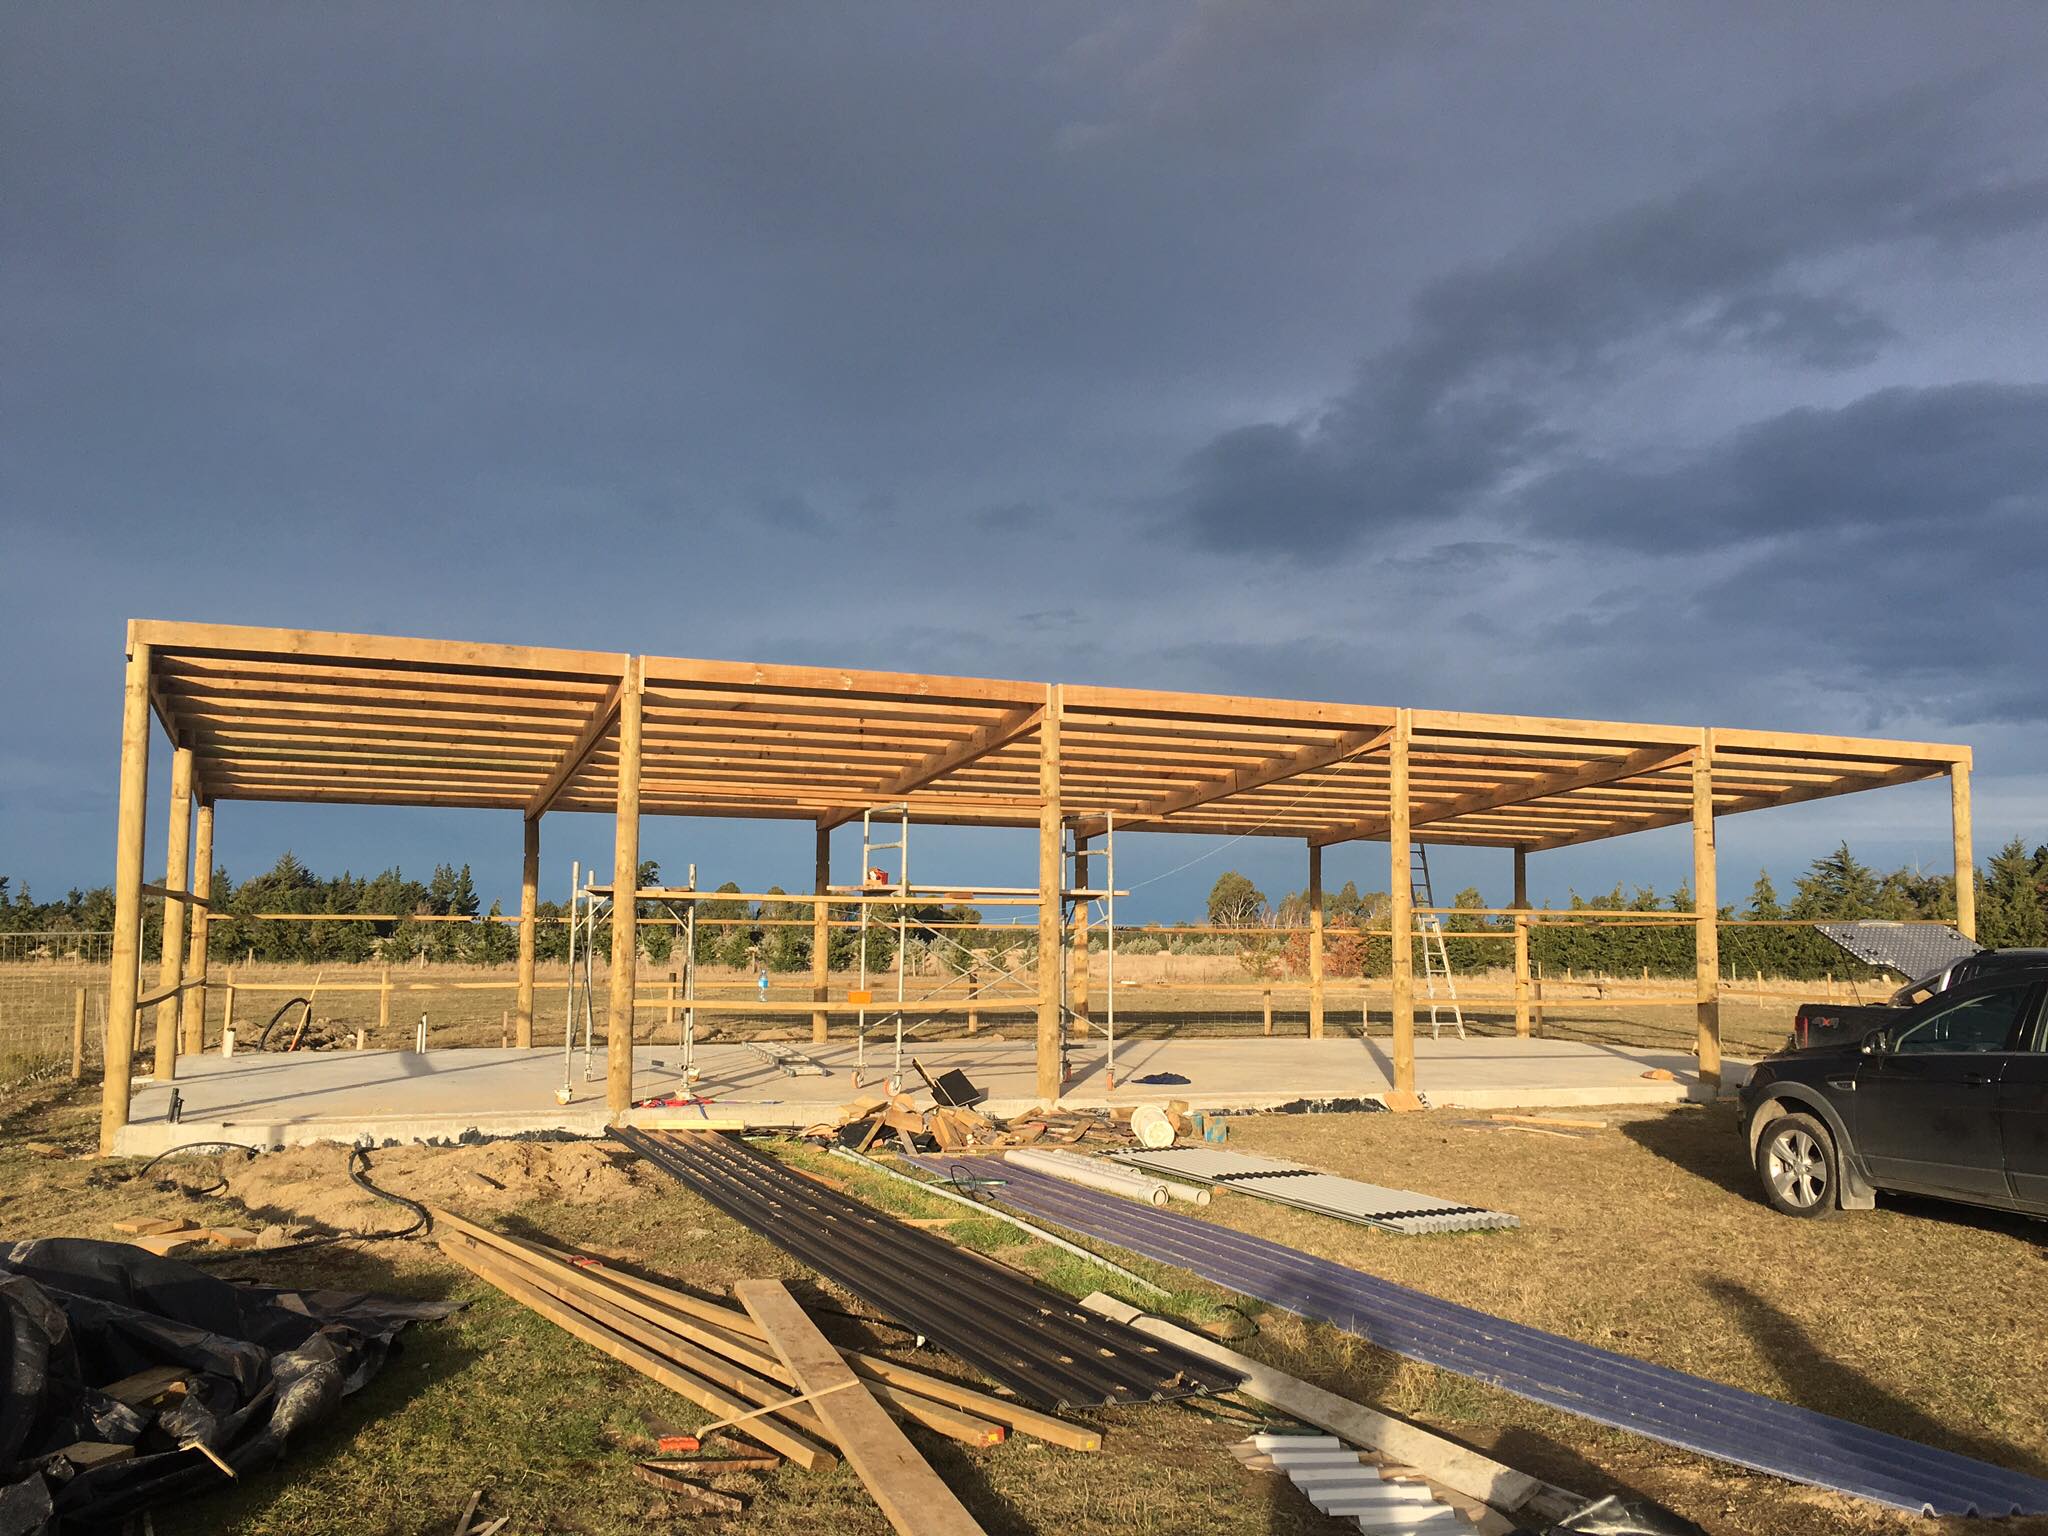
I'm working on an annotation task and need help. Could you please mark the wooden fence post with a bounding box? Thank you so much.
[71,988,87,1080]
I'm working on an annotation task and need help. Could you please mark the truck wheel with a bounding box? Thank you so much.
[1755,1112,1840,1218]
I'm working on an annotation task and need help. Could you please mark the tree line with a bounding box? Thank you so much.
[1196,838,2048,981]
[0,854,998,975]
[3,836,2044,979]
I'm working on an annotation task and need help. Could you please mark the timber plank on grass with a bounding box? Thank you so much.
[735,1279,987,1536]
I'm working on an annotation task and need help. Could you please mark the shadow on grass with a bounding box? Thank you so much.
[1707,1277,2048,1485]
[1616,1101,1755,1199]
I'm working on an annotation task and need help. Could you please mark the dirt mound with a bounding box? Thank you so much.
[222,1138,652,1233]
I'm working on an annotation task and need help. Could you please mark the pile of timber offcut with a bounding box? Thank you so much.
[434,1212,1103,1533]
[611,1127,1241,1409]
[801,1093,1134,1154]
[107,1216,264,1255]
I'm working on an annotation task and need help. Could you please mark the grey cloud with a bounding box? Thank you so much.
[1173,95,2048,557]
[1523,382,2048,550]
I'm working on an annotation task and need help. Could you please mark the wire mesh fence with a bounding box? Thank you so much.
[0,931,110,1086]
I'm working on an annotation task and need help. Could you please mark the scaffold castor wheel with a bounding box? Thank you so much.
[888,1073,902,1094]
[554,1085,572,1105]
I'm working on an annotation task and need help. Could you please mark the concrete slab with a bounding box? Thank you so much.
[110,1034,1749,1155]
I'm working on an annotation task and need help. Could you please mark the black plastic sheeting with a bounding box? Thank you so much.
[0,1239,457,1533]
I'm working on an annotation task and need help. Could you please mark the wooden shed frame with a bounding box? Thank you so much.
[99,619,1977,1152]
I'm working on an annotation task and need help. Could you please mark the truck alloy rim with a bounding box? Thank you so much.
[1766,1127,1828,1208]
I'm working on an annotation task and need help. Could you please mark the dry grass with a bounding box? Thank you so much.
[3,1079,2042,1536]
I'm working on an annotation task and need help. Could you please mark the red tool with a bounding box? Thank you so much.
[655,1380,858,1453]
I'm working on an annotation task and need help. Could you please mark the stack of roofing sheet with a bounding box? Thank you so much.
[1235,1435,1476,1533]
[611,1127,1240,1410]
[1110,1148,1518,1235]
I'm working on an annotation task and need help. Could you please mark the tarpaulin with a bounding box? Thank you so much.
[0,1238,456,1533]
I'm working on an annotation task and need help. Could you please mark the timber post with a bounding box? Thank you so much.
[180,799,213,1053]
[516,814,539,1047]
[1388,708,1415,1095]
[1513,915,1532,1038]
[1035,685,1063,1103]
[1307,842,1325,1039]
[71,988,87,1081]
[100,640,152,1156]
[606,657,645,1117]
[1071,833,1091,1037]
[812,823,830,1044]
[1693,733,1721,1088]
[1951,762,1975,942]
[151,746,194,1082]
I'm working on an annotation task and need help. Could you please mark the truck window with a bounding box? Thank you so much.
[1893,984,2035,1055]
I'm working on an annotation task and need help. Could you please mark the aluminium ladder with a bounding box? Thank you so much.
[1409,846,1465,1039]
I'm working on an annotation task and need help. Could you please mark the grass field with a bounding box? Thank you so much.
[2,1079,2041,1536]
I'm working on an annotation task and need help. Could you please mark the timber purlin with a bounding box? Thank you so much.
[126,619,1966,850]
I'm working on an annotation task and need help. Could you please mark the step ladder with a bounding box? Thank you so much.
[1409,846,1465,1040]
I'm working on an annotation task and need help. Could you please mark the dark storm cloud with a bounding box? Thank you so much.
[1524,382,2048,550]
[1173,98,2048,556]
[5,2,2048,915]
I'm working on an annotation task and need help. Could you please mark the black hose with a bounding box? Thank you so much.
[136,1141,262,1179]
[255,997,312,1051]
[189,1146,432,1262]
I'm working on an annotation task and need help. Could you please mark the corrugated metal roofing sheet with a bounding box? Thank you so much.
[1816,921,1976,978]
[907,1155,2048,1517]
[1108,1148,1519,1234]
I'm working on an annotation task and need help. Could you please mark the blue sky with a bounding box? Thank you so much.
[4,3,2044,921]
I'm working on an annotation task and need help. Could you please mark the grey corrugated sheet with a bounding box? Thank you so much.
[907,1154,2048,1517]
[1110,1147,1518,1235]
[1816,921,1976,978]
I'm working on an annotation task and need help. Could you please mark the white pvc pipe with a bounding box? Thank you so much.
[1004,1147,1209,1207]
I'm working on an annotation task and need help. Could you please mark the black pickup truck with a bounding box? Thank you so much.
[1789,947,2048,1049]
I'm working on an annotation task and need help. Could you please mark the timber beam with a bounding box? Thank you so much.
[1524,760,1948,852]
[526,678,625,817]
[1310,743,1696,848]
[1074,726,1393,838]
[818,705,1042,831]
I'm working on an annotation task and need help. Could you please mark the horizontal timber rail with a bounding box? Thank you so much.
[140,884,210,908]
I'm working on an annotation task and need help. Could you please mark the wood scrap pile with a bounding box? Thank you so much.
[801,1096,1148,1155]
[110,1215,264,1255]
[434,1208,1100,1531]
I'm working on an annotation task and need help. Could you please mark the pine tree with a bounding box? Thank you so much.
[1746,870,1783,919]
[1980,838,2047,949]
[1790,843,1880,918]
